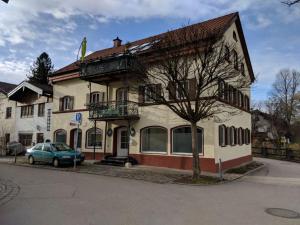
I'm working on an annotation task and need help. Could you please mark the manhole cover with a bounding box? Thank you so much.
[265,208,300,219]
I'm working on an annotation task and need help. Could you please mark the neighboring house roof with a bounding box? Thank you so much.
[51,12,255,82]
[8,80,53,102]
[0,81,17,95]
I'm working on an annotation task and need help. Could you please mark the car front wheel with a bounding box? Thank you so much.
[29,156,35,165]
[53,158,59,168]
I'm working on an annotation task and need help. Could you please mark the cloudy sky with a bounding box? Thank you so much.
[0,0,299,102]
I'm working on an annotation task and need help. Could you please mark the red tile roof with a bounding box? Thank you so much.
[53,12,238,76]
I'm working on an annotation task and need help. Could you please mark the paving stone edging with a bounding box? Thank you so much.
[0,158,265,186]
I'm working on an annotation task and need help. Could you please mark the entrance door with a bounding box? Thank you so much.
[116,88,128,116]
[70,129,82,149]
[117,127,129,157]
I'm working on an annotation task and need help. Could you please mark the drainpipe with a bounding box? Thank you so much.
[103,83,109,159]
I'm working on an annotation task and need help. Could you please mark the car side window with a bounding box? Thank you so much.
[43,144,51,152]
[33,144,43,151]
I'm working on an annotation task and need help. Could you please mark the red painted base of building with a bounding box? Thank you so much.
[84,152,252,173]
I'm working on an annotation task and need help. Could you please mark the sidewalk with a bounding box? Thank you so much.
[0,156,260,185]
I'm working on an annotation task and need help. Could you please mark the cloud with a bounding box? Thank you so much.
[0,59,29,84]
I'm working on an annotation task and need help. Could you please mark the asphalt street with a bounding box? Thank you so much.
[0,158,300,225]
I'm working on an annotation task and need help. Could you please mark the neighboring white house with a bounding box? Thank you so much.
[8,81,53,147]
[0,81,17,154]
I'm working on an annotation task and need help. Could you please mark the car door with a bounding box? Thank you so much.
[42,143,54,164]
[32,144,43,162]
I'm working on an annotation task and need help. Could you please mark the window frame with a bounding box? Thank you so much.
[86,128,103,149]
[5,107,12,119]
[140,126,168,154]
[54,129,67,144]
[38,103,45,117]
[176,80,190,100]
[171,125,204,155]
[20,105,34,118]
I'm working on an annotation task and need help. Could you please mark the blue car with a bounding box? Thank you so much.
[26,142,85,167]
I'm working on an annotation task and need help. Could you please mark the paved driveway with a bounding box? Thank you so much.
[0,157,300,225]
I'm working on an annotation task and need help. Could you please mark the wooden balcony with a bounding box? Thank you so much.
[88,101,139,121]
[80,54,137,84]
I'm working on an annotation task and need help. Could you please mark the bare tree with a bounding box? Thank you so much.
[268,69,300,127]
[132,26,251,179]
[282,0,300,6]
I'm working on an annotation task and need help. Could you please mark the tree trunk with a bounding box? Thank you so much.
[191,122,201,179]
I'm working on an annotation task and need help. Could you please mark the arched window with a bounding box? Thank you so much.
[219,125,226,147]
[233,50,238,70]
[245,128,251,145]
[241,63,245,76]
[238,127,243,145]
[54,129,67,144]
[141,126,167,153]
[230,126,235,146]
[224,45,230,61]
[233,31,238,42]
[86,128,102,148]
[172,126,203,154]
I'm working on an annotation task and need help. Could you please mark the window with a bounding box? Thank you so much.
[89,92,105,104]
[6,107,12,119]
[218,80,225,100]
[141,127,167,153]
[233,50,238,70]
[54,129,67,144]
[238,91,244,108]
[219,125,226,147]
[86,128,102,148]
[245,129,251,145]
[38,103,45,117]
[244,95,250,111]
[33,143,43,151]
[176,80,189,100]
[19,133,33,147]
[59,96,74,111]
[238,128,243,145]
[5,133,10,144]
[224,45,230,61]
[241,63,245,76]
[144,84,161,103]
[233,31,238,42]
[172,126,203,154]
[36,133,44,143]
[234,128,238,145]
[21,105,34,118]
[230,126,235,146]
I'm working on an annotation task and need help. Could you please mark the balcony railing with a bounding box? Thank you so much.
[80,55,137,82]
[88,101,139,121]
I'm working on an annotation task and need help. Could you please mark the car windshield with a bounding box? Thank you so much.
[51,143,73,152]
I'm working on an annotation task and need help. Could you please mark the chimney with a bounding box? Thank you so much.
[113,37,122,47]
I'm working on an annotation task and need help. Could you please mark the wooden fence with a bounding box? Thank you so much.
[252,147,300,162]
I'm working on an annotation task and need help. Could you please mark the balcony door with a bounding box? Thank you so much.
[116,88,128,116]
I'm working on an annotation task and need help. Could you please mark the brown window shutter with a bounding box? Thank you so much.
[59,98,63,111]
[86,93,90,107]
[155,84,162,101]
[138,86,145,103]
[219,125,223,146]
[168,81,176,100]
[70,96,74,110]
[188,78,196,100]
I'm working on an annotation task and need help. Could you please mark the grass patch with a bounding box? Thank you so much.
[174,175,221,185]
[226,161,263,174]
